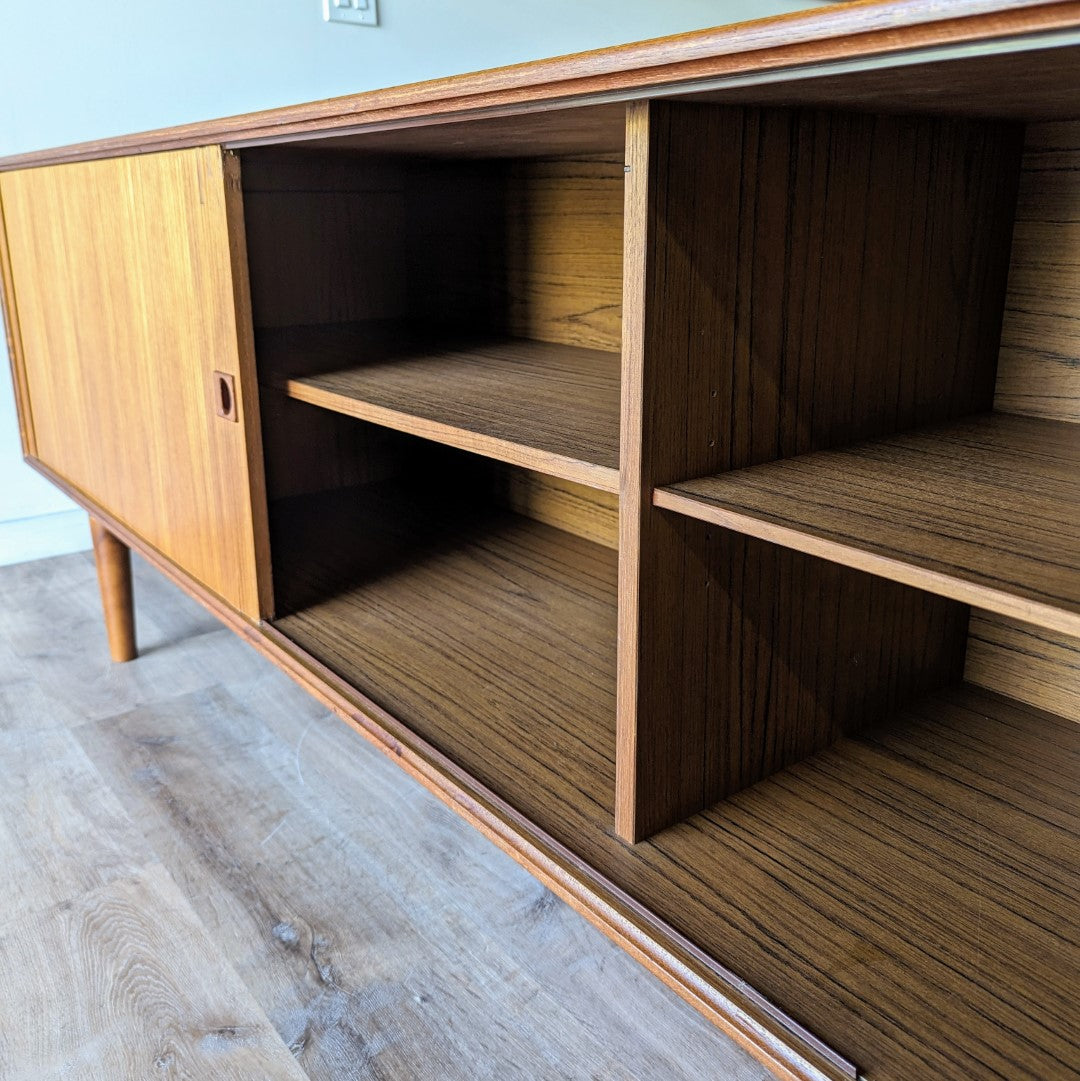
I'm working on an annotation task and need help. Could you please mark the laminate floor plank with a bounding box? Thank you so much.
[0,552,769,1081]
[0,634,83,733]
[0,863,308,1081]
[0,725,153,933]
[75,681,763,1081]
[0,552,266,721]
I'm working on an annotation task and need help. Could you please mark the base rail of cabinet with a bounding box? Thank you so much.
[28,455,855,1081]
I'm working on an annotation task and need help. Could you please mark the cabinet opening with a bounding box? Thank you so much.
[619,100,1048,841]
[264,416,618,850]
[237,108,624,492]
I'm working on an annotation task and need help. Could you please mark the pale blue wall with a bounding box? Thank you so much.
[0,0,821,564]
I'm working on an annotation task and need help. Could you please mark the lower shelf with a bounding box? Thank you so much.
[271,486,618,849]
[597,683,1080,1081]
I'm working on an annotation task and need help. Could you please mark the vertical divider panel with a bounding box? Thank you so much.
[617,101,1023,843]
[616,100,651,843]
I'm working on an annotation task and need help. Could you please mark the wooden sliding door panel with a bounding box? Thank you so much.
[0,147,269,618]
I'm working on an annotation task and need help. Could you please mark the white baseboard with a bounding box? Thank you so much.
[0,509,92,566]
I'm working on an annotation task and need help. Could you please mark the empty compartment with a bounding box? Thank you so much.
[619,101,1029,840]
[264,414,618,852]
[238,104,625,492]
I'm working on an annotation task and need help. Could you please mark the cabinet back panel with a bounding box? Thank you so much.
[241,153,410,333]
[502,158,623,352]
[405,157,623,351]
[966,120,1080,719]
[995,121,1080,422]
[966,611,1080,723]
[240,149,623,353]
[490,464,618,549]
[259,389,410,503]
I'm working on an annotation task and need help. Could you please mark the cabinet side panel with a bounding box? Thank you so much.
[967,121,1080,719]
[222,152,273,619]
[0,148,264,618]
[621,103,1022,840]
[0,194,35,456]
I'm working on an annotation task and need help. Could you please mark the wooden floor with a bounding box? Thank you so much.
[0,551,768,1081]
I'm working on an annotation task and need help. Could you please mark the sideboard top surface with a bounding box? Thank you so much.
[4,0,1080,171]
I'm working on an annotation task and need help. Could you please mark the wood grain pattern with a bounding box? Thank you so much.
[966,608,1080,723]
[267,491,1080,1081]
[19,468,842,1081]
[0,725,153,932]
[76,686,772,1081]
[89,518,137,663]
[0,552,776,1081]
[501,158,624,352]
[0,194,34,457]
[656,413,1080,637]
[967,120,1080,719]
[1,1,1078,169]
[402,157,623,353]
[271,487,617,849]
[490,465,619,550]
[686,524,968,797]
[34,440,1076,1081]
[241,155,410,331]
[619,101,1021,839]
[605,684,1080,1081]
[0,863,309,1081]
[241,152,623,355]
[996,120,1080,422]
[300,103,627,158]
[681,39,1080,121]
[0,149,270,619]
[272,325,620,492]
[258,387,415,505]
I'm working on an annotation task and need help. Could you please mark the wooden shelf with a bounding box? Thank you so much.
[260,323,621,493]
[596,683,1080,1081]
[271,485,617,845]
[655,413,1080,636]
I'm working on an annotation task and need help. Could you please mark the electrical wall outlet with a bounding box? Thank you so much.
[323,0,378,27]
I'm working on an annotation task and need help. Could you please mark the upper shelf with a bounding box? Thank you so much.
[655,412,1080,636]
[260,322,621,493]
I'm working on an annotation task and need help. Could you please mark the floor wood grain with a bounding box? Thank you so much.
[0,864,310,1081]
[0,550,769,1081]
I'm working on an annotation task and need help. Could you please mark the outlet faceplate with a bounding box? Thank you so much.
[323,0,378,27]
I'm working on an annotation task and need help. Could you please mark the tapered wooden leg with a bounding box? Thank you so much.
[89,517,137,662]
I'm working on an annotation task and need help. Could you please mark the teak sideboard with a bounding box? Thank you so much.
[3,3,1080,1078]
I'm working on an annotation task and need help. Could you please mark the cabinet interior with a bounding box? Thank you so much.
[237,92,1080,1081]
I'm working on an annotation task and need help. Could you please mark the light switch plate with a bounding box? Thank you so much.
[323,0,378,27]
